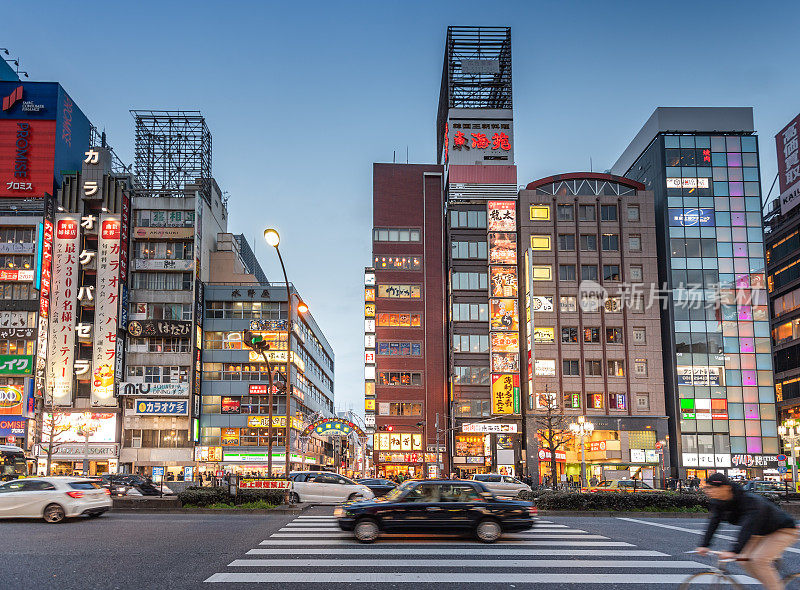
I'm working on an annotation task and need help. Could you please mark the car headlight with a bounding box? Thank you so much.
[333,507,344,518]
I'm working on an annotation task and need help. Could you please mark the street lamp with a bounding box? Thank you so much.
[778,419,800,492]
[569,416,594,488]
[264,228,309,481]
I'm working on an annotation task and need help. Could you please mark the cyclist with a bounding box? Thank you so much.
[696,472,799,589]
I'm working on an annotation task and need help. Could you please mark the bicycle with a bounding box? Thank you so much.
[679,550,800,589]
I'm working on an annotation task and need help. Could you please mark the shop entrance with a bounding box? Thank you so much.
[379,465,421,480]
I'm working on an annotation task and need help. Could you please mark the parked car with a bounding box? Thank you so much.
[741,480,797,501]
[289,471,374,504]
[92,475,131,497]
[0,477,111,523]
[471,474,531,498]
[356,478,396,497]
[117,475,174,496]
[335,479,536,543]
[582,479,659,493]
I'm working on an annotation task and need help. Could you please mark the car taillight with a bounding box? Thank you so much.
[104,489,111,496]
[528,506,538,517]
[66,491,84,498]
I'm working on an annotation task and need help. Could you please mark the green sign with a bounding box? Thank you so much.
[513,386,521,414]
[0,355,34,375]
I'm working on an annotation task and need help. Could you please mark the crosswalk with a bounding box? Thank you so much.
[205,513,759,586]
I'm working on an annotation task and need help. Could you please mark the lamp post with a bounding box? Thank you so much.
[569,416,594,488]
[264,228,308,480]
[778,419,800,492]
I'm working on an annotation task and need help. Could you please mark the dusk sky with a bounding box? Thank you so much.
[4,0,799,415]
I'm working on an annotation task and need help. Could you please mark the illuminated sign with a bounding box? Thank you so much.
[462,422,517,434]
[676,365,723,387]
[489,232,517,265]
[133,227,194,239]
[668,208,715,227]
[490,266,517,298]
[534,359,556,376]
[491,374,520,415]
[0,269,33,281]
[530,296,553,312]
[134,399,189,416]
[533,327,554,343]
[91,215,121,406]
[0,385,24,414]
[449,120,513,164]
[0,120,55,197]
[240,479,291,490]
[0,417,26,436]
[777,115,800,194]
[0,355,34,375]
[118,382,190,397]
[666,178,710,189]
[490,332,519,353]
[487,201,516,231]
[489,299,519,331]
[40,412,116,443]
[537,449,567,462]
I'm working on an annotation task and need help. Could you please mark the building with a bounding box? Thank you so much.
[200,234,335,475]
[519,173,668,486]
[367,163,446,479]
[612,107,779,479]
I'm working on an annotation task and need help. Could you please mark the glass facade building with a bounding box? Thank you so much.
[613,108,778,478]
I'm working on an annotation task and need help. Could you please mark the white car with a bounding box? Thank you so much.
[471,474,531,498]
[0,477,112,523]
[289,471,375,504]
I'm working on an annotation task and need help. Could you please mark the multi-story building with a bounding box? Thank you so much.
[519,173,668,485]
[367,163,446,479]
[612,107,779,479]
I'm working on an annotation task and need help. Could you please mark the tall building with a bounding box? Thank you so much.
[367,164,446,478]
[613,107,778,479]
[519,173,668,485]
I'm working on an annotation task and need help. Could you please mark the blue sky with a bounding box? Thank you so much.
[4,0,799,413]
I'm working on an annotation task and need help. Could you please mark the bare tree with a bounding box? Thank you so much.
[40,404,70,476]
[531,391,573,489]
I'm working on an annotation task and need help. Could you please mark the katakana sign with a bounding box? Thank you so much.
[302,418,365,438]
[91,215,121,406]
[133,399,189,416]
[0,355,34,375]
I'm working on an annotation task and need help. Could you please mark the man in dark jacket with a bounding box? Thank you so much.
[697,473,798,589]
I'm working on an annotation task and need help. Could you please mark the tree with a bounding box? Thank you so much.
[531,391,573,489]
[40,404,71,476]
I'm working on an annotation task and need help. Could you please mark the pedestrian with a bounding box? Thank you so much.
[589,475,598,487]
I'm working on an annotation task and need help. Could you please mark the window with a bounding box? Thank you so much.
[561,327,578,343]
[609,394,627,410]
[127,365,190,383]
[0,254,33,270]
[129,337,191,353]
[131,272,193,291]
[0,227,35,243]
[559,264,576,281]
[134,241,193,260]
[601,234,619,251]
[452,303,488,322]
[0,283,36,300]
[454,399,491,417]
[388,402,423,416]
[557,204,574,221]
[451,210,487,228]
[373,256,422,271]
[562,360,580,376]
[202,363,287,382]
[378,284,421,298]
[452,272,488,290]
[373,228,421,242]
[451,240,487,259]
[587,393,604,409]
[605,296,622,313]
[377,342,422,356]
[560,296,577,312]
[452,366,491,385]
[632,328,646,344]
[627,205,640,222]
[581,265,598,281]
[585,360,603,376]
[558,234,575,251]
[601,205,618,221]
[564,393,581,409]
[530,235,551,250]
[452,334,489,353]
[608,360,625,377]
[0,339,34,355]
[606,328,623,344]
[629,235,642,251]
[583,327,599,343]
[148,303,193,320]
[578,204,595,221]
[629,265,643,282]
[580,234,597,251]
[530,205,550,221]
[634,359,648,377]
[376,313,422,327]
[379,372,423,387]
[531,265,552,281]
[603,265,620,281]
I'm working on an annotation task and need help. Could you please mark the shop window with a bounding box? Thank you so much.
[377,313,422,327]
[583,327,599,343]
[564,393,581,409]
[373,256,422,271]
[587,393,604,409]
[378,372,423,387]
[609,394,627,410]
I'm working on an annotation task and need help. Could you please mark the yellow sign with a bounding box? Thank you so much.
[247,416,304,430]
[533,327,555,343]
[365,398,375,411]
[365,303,375,317]
[491,374,519,415]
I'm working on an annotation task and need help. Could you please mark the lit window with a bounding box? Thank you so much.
[531,265,552,281]
[530,235,551,250]
[530,205,550,221]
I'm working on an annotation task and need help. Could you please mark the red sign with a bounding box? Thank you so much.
[56,218,78,240]
[101,218,121,240]
[221,396,240,414]
[0,120,56,197]
[239,479,291,490]
[0,269,33,282]
[2,86,23,111]
[249,384,278,395]
[537,449,567,462]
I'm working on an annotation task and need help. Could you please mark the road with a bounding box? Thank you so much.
[5,506,800,588]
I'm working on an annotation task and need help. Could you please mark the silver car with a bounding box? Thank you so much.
[471,474,531,498]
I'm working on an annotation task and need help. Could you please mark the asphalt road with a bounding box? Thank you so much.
[5,506,800,589]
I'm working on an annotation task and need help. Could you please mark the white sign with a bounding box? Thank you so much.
[780,179,800,216]
[630,449,646,463]
[462,422,518,433]
[534,359,556,376]
[36,443,118,460]
[133,259,194,271]
[666,178,710,189]
[530,296,554,312]
[118,382,190,397]
[92,215,121,406]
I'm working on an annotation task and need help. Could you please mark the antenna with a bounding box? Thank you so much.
[393,150,396,164]
[590,157,593,173]
[406,146,409,164]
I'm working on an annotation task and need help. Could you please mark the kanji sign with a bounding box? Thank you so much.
[91,215,121,406]
[487,201,516,231]
[239,479,291,490]
[133,399,189,416]
[491,374,520,415]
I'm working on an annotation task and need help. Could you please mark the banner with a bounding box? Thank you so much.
[487,201,516,231]
[91,215,121,406]
[491,374,520,415]
[490,299,519,331]
[117,382,189,397]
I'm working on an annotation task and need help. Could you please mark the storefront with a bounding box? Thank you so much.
[376,452,435,479]
[35,412,118,476]
[537,448,566,483]
[194,446,320,478]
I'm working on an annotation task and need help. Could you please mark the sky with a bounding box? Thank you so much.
[4,0,799,415]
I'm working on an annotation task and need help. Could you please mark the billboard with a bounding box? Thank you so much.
[491,374,520,415]
[490,299,519,331]
[777,114,800,215]
[489,232,517,265]
[448,120,514,166]
[91,215,121,406]
[134,399,189,416]
[0,120,56,197]
[487,201,516,231]
[490,332,519,353]
[668,208,715,227]
[40,412,116,443]
[490,266,517,298]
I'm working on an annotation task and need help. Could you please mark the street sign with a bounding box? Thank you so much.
[778,454,788,461]
[779,466,788,474]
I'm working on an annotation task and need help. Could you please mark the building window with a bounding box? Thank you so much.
[377,284,421,299]
[453,366,491,385]
[452,272,488,290]
[530,235,551,251]
[204,301,284,321]
[580,234,597,251]
[129,337,191,353]
[531,265,552,281]
[608,360,625,377]
[629,265,643,282]
[581,265,598,281]
[379,372,423,386]
[562,360,580,376]
[609,394,627,410]
[452,303,488,322]
[564,392,581,409]
[601,234,619,251]
[377,342,422,356]
[557,204,574,221]
[0,254,33,270]
[601,204,618,221]
[451,240,487,259]
[454,399,491,417]
[530,205,550,221]
[131,272,193,291]
[585,360,603,376]
[583,327,599,343]
[373,228,421,242]
[451,210,487,229]
[606,328,623,344]
[559,264,576,281]
[632,328,646,344]
[578,204,595,221]
[376,313,422,327]
[561,327,578,343]
[373,256,422,271]
[388,402,423,416]
[560,296,577,313]
[634,359,648,377]
[134,241,193,260]
[603,265,620,281]
[558,234,575,251]
[627,205,640,222]
[127,365,190,383]
[0,283,36,300]
[605,296,622,313]
[452,334,489,353]
[587,393,604,409]
[629,235,642,251]
[636,394,650,410]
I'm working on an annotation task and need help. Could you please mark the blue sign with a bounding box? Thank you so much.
[669,208,715,227]
[779,466,788,474]
[152,466,164,478]
[184,466,194,481]
[0,417,26,436]
[133,399,189,416]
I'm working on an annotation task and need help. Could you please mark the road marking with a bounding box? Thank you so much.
[617,518,800,554]
[205,572,759,584]
[227,558,705,568]
[263,537,635,546]
[246,547,670,556]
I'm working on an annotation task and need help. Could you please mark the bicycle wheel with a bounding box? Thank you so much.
[783,572,800,589]
[679,571,743,589]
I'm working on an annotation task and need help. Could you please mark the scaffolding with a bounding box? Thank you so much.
[131,110,212,201]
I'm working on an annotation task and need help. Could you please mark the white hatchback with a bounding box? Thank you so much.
[289,472,374,504]
[471,474,531,498]
[0,477,112,523]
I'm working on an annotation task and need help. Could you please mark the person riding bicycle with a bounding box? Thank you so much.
[697,473,799,590]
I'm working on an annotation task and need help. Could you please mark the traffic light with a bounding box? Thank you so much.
[378,425,394,432]
[243,330,270,354]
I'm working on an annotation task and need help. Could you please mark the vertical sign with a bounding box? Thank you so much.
[91,215,120,406]
[364,268,376,432]
[34,216,53,399]
[47,215,79,403]
[777,114,800,215]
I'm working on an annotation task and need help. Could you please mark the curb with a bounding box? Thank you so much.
[111,503,313,515]
[538,510,708,518]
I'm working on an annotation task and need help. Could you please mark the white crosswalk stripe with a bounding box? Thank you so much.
[204,512,760,586]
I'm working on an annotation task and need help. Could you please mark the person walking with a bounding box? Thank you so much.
[697,473,799,590]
